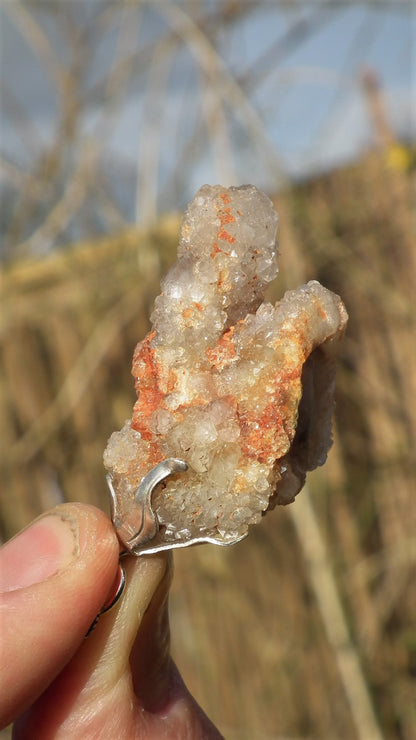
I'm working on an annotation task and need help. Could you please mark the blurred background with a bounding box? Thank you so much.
[1,1,415,738]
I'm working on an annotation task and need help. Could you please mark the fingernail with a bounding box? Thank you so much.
[0,513,79,593]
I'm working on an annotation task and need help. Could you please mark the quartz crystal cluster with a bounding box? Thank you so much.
[104,185,348,548]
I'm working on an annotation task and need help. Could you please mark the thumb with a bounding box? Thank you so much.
[0,503,119,729]
[14,553,223,738]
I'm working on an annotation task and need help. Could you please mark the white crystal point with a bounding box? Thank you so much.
[104,185,347,550]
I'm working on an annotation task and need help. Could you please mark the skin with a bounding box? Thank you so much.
[0,503,223,739]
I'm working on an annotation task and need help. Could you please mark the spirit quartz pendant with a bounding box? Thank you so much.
[104,185,348,555]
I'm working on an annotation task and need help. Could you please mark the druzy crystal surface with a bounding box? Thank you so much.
[104,185,348,547]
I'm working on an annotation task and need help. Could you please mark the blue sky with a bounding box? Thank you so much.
[0,1,414,249]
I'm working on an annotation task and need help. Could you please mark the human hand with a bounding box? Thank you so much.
[0,503,222,738]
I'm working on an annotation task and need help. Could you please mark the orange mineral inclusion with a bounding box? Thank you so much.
[104,184,347,546]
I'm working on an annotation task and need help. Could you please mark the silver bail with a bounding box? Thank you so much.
[107,458,188,554]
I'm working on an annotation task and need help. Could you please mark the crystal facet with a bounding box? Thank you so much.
[104,185,348,548]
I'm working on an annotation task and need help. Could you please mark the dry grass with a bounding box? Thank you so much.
[2,5,414,738]
[1,150,415,738]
